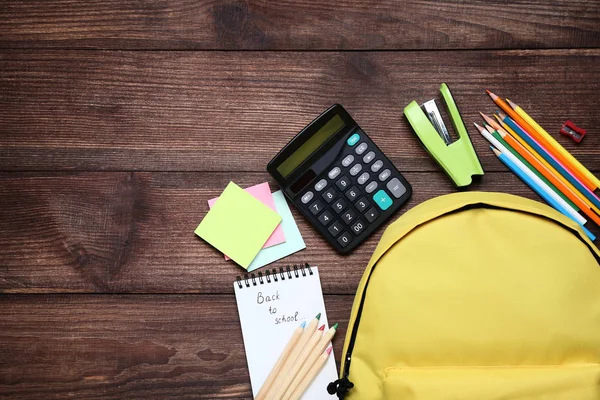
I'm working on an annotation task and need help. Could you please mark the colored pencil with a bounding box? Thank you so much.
[484,124,577,210]
[490,126,600,227]
[475,123,586,226]
[486,90,598,191]
[492,147,596,241]
[507,98,600,190]
[288,347,333,400]
[499,113,600,211]
[256,321,306,400]
[269,324,325,400]
[282,323,338,400]
[264,314,320,400]
[494,114,600,216]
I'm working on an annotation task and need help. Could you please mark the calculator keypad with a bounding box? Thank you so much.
[315,179,328,191]
[349,164,362,176]
[371,160,383,172]
[357,172,370,185]
[297,129,410,253]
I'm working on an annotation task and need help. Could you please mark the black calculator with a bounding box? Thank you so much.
[267,104,411,254]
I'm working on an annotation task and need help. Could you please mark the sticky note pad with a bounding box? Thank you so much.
[247,190,306,272]
[195,182,282,269]
[208,182,285,260]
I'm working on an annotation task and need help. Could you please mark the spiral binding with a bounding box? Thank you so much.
[236,263,313,289]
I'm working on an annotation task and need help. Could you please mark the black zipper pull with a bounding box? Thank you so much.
[327,376,354,399]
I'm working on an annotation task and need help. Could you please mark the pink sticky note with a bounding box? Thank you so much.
[208,182,285,260]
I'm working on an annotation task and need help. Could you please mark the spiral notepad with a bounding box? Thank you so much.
[234,264,338,399]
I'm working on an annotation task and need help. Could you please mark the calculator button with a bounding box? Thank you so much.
[301,191,314,204]
[336,176,351,190]
[322,187,337,203]
[328,167,341,180]
[309,200,324,215]
[373,190,393,211]
[379,169,391,181]
[337,231,352,248]
[332,198,347,214]
[341,154,355,167]
[328,221,344,237]
[355,142,368,155]
[345,186,360,201]
[364,207,380,223]
[387,178,407,198]
[315,179,328,192]
[355,197,370,212]
[351,219,366,236]
[365,181,378,194]
[347,133,361,146]
[363,151,376,164]
[318,210,334,226]
[357,172,370,185]
[341,208,356,225]
[349,164,363,176]
[371,160,383,173]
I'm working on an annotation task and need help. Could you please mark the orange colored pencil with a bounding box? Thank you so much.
[486,90,596,191]
[494,128,600,226]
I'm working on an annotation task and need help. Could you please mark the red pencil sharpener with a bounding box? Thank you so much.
[560,120,586,143]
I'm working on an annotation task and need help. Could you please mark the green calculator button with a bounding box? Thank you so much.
[347,133,360,146]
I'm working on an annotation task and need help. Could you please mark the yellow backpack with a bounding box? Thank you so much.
[328,192,600,400]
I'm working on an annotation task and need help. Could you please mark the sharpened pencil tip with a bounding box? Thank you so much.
[318,324,325,331]
[485,125,495,134]
[326,346,333,355]
[491,147,502,156]
[473,122,485,134]
[300,321,306,329]
[332,323,339,330]
[506,99,518,110]
[486,90,499,100]
[315,313,321,320]
[498,110,508,119]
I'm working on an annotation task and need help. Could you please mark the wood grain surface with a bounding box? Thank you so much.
[0,294,350,399]
[1,171,598,295]
[1,0,599,50]
[1,49,599,172]
[1,1,600,398]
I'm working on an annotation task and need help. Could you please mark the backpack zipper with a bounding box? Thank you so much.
[336,203,600,397]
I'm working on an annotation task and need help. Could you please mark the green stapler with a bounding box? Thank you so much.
[404,83,484,187]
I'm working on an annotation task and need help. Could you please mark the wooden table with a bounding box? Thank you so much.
[1,1,599,398]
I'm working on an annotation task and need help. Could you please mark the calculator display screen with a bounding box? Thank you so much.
[276,114,345,178]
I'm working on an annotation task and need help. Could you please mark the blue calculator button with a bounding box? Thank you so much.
[373,189,393,211]
[347,133,361,146]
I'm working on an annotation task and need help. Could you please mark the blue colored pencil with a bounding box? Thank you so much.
[492,147,596,241]
[500,113,600,210]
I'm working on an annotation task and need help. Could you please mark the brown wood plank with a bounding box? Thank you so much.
[1,171,598,294]
[0,294,351,399]
[1,49,599,172]
[1,0,599,50]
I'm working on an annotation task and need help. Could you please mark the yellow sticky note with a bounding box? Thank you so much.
[195,182,282,269]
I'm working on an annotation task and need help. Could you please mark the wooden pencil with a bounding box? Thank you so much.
[486,90,596,191]
[507,98,600,190]
[263,314,320,400]
[491,147,596,241]
[282,323,338,400]
[483,124,577,210]
[493,114,600,216]
[498,112,600,211]
[288,347,333,400]
[474,123,586,226]
[256,321,306,400]
[268,324,325,400]
[490,125,600,226]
